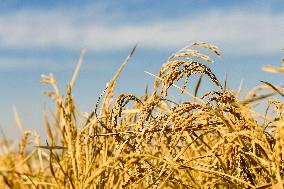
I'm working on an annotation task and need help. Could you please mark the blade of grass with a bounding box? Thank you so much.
[70,48,87,88]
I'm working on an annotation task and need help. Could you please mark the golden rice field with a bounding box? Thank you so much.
[0,42,284,188]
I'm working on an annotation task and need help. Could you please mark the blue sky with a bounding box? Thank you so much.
[0,0,284,139]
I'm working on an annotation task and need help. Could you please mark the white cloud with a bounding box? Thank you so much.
[0,6,283,55]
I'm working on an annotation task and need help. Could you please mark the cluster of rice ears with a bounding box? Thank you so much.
[0,42,284,188]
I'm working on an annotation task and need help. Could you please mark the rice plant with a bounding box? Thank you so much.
[0,42,283,188]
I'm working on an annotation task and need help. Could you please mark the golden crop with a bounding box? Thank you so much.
[0,42,283,188]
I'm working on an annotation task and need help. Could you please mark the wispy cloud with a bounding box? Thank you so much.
[0,5,283,55]
[0,56,75,71]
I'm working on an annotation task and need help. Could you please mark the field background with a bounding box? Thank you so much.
[0,1,284,188]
